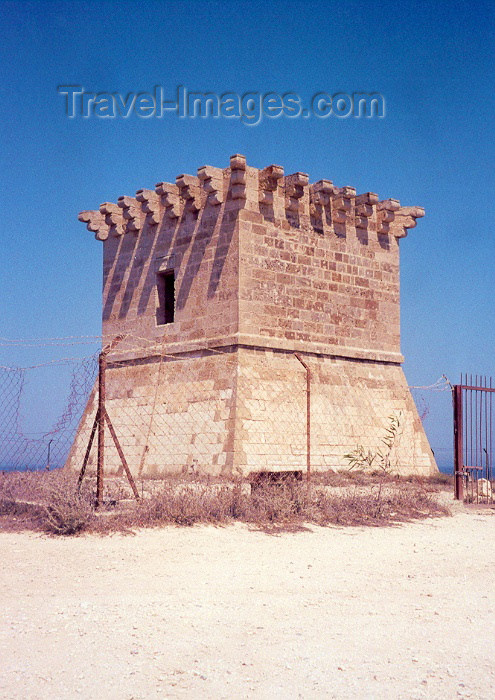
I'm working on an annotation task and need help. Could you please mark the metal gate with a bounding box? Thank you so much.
[453,375,494,502]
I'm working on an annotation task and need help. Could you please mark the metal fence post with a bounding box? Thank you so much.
[294,353,311,482]
[453,384,463,501]
[96,348,106,508]
[95,333,125,508]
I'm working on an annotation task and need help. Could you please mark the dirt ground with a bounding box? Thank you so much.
[1,499,494,700]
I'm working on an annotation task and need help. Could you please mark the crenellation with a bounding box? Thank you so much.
[79,156,425,246]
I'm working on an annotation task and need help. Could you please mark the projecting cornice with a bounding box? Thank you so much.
[78,155,426,241]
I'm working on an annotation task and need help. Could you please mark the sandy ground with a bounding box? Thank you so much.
[1,502,495,700]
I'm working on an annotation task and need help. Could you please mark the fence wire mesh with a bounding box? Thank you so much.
[66,334,443,480]
[1,333,455,480]
[409,376,453,474]
[0,352,98,471]
[68,337,241,478]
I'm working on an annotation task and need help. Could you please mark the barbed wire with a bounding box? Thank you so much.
[0,335,102,347]
[0,355,100,371]
[0,352,98,470]
[408,375,452,391]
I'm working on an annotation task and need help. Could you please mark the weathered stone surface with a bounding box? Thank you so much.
[68,156,436,477]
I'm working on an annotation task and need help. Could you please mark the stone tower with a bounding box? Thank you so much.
[68,154,437,477]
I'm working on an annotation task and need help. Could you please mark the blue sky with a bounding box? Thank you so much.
[1,0,494,468]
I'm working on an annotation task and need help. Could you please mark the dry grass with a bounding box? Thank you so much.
[312,468,453,489]
[0,470,94,535]
[0,469,451,536]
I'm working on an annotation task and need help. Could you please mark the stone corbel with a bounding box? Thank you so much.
[117,196,145,232]
[155,182,183,219]
[136,189,161,225]
[197,165,224,206]
[176,174,202,212]
[259,164,284,204]
[285,172,309,213]
[230,153,247,200]
[310,180,334,207]
[377,198,401,234]
[99,202,124,236]
[331,186,356,224]
[355,192,379,228]
[78,210,109,241]
[389,206,425,238]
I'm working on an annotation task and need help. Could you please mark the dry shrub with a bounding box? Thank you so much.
[132,482,247,527]
[0,470,94,535]
[246,482,316,525]
[128,480,450,531]
[0,470,450,535]
[315,484,450,526]
[313,469,454,491]
[0,470,46,503]
[40,476,94,535]
[244,481,450,528]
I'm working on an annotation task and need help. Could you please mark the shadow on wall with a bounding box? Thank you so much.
[101,200,238,323]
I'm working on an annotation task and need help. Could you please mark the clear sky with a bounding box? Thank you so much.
[1,0,494,469]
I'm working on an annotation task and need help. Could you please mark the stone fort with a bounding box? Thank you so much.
[68,154,437,477]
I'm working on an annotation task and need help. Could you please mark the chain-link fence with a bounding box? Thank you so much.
[409,376,453,474]
[66,334,441,481]
[0,346,98,471]
[1,334,454,480]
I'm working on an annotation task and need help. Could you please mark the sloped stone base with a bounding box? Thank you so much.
[66,346,437,478]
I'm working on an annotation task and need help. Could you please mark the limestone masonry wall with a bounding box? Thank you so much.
[68,154,437,477]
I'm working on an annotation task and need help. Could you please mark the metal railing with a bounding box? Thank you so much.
[453,375,494,502]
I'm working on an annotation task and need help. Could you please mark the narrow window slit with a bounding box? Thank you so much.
[157,270,175,325]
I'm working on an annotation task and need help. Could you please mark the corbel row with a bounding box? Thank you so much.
[79,154,425,240]
[255,168,424,236]
[79,166,222,238]
[254,168,394,232]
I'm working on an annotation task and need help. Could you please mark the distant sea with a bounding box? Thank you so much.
[438,464,454,475]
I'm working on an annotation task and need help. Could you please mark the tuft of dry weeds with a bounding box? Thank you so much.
[0,469,451,536]
[0,470,95,534]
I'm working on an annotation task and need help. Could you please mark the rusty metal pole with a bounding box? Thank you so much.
[96,349,106,508]
[104,410,140,501]
[77,413,99,491]
[95,334,126,507]
[294,353,311,482]
[453,384,464,501]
